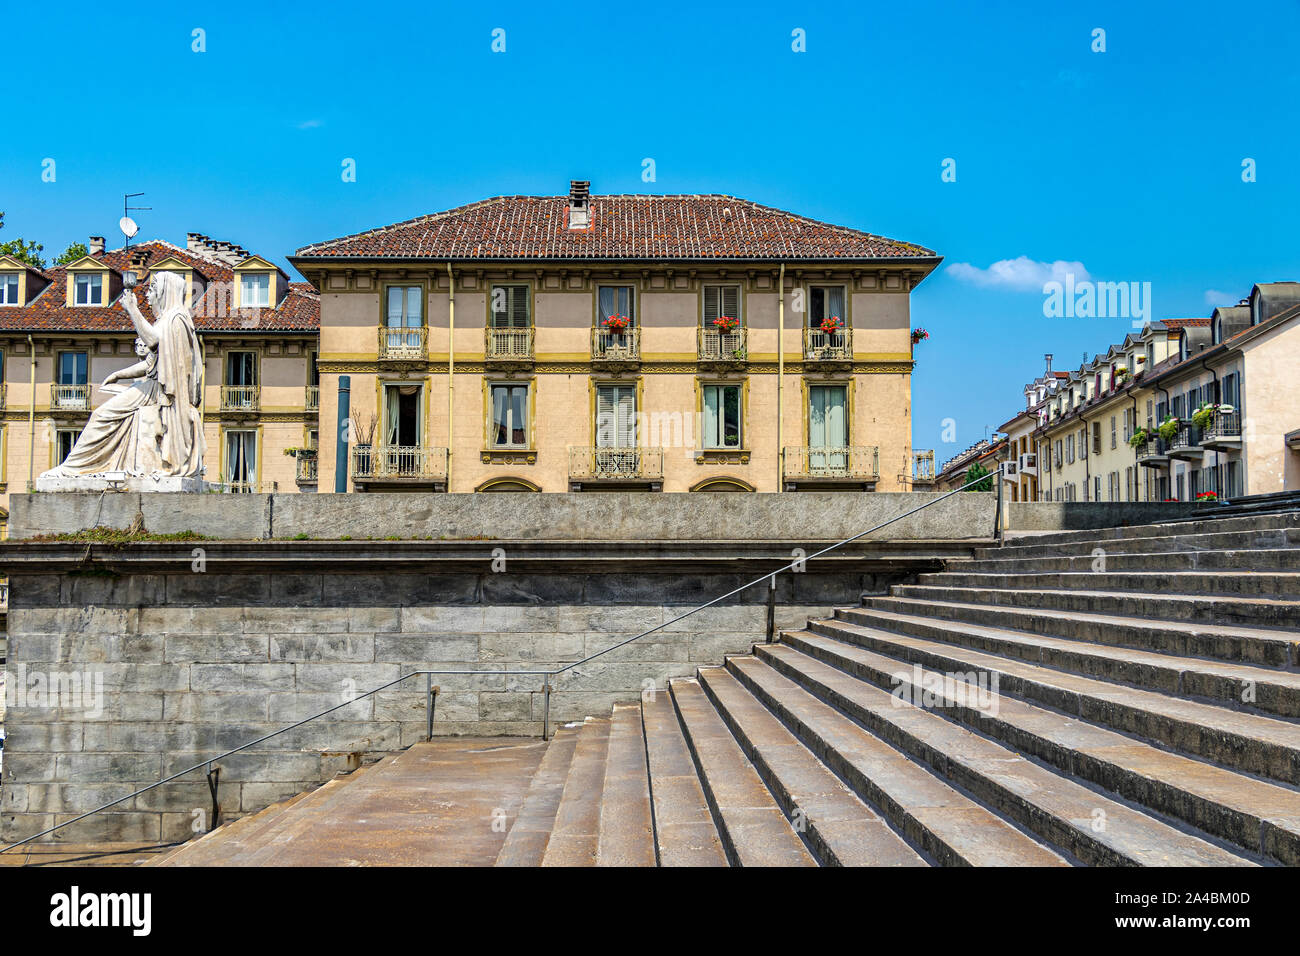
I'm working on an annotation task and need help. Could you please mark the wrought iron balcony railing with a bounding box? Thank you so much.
[568,446,664,481]
[486,327,535,361]
[698,327,747,362]
[378,326,428,361]
[802,328,852,361]
[51,384,90,410]
[305,386,320,411]
[1201,410,1242,445]
[783,445,880,480]
[295,455,318,483]
[221,385,260,411]
[351,444,448,481]
[591,327,640,362]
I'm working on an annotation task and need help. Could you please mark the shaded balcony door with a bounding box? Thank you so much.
[808,385,848,472]
[384,385,422,447]
[225,431,257,491]
[58,352,88,385]
[596,385,636,449]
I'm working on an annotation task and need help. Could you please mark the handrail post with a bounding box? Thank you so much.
[425,676,438,741]
[205,762,221,833]
[542,676,552,741]
[765,573,777,643]
[995,462,1005,546]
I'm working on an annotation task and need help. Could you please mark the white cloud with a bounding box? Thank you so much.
[296,119,324,130]
[1203,289,1237,306]
[947,257,1091,291]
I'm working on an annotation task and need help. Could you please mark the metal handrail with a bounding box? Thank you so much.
[0,469,997,853]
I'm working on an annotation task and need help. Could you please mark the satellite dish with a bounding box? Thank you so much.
[119,216,138,239]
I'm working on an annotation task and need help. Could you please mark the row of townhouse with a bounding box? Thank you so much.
[974,283,1300,503]
[0,181,943,503]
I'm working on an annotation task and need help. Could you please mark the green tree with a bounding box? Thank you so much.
[0,211,47,269]
[54,242,88,265]
[963,461,993,491]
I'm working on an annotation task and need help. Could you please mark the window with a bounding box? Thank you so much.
[308,351,319,388]
[384,383,423,447]
[1094,475,1102,501]
[1065,435,1074,464]
[597,286,635,328]
[701,383,742,449]
[55,428,80,465]
[596,384,636,448]
[489,383,529,448]
[58,351,88,385]
[490,285,530,328]
[0,274,18,305]
[1092,422,1101,456]
[224,430,257,492]
[703,285,741,327]
[1222,372,1239,408]
[240,273,271,308]
[1110,415,1117,448]
[808,286,846,328]
[808,385,848,448]
[73,273,102,306]
[384,286,424,351]
[226,351,257,387]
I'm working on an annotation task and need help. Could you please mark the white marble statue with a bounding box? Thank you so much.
[39,271,206,485]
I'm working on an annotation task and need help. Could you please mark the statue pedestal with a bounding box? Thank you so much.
[34,473,208,493]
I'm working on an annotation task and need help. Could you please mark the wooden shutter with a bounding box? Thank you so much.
[722,286,739,322]
[704,287,720,324]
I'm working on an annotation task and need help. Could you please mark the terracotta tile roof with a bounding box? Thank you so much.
[294,194,939,262]
[1159,317,1211,329]
[0,240,318,333]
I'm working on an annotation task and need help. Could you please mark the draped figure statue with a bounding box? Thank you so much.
[41,271,206,481]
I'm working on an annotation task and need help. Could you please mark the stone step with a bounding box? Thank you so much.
[831,607,1300,718]
[979,526,1300,561]
[669,678,816,866]
[540,717,611,867]
[954,548,1300,574]
[760,635,1299,863]
[920,569,1300,599]
[640,692,727,866]
[595,704,656,867]
[888,583,1300,630]
[720,655,1072,865]
[495,725,580,866]
[860,595,1299,667]
[798,620,1300,783]
[697,665,930,866]
[150,787,317,866]
[1002,511,1300,549]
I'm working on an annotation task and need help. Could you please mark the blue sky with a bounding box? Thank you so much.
[3,0,1296,458]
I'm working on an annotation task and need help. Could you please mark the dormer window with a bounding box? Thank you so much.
[74,273,102,306]
[240,273,271,308]
[0,273,18,305]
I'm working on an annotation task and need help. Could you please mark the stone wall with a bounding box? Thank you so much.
[0,543,938,844]
[1005,500,1200,531]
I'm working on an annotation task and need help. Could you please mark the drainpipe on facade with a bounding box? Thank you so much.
[1080,411,1090,501]
[446,262,455,493]
[777,262,785,492]
[26,335,35,492]
[1200,358,1222,501]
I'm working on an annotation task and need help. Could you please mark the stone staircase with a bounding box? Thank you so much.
[494,510,1300,866]
[158,511,1300,866]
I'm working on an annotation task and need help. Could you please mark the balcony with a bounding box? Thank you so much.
[51,383,90,411]
[295,453,318,484]
[568,446,664,490]
[902,450,936,488]
[485,327,535,364]
[1167,423,1202,460]
[377,326,428,362]
[351,443,447,490]
[697,328,747,365]
[221,385,261,412]
[306,386,320,411]
[783,445,879,491]
[803,328,852,363]
[1201,410,1242,450]
[1134,435,1169,468]
[591,328,640,364]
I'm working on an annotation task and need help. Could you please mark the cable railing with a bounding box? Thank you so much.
[0,469,999,853]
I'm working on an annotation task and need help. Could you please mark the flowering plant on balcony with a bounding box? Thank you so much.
[712,315,739,333]
[911,328,929,345]
[1128,427,1150,449]
[1191,402,1220,430]
[819,315,842,334]
[1157,416,1179,442]
[602,314,630,332]
[1196,490,1219,502]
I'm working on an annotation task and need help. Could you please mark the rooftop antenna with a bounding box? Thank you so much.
[121,192,150,248]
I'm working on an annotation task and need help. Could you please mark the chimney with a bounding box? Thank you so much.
[1043,353,1053,375]
[187,232,204,253]
[567,180,591,230]
[89,236,105,256]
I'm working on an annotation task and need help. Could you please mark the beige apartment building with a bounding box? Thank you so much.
[0,234,321,512]
[290,182,940,494]
[1020,283,1300,503]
